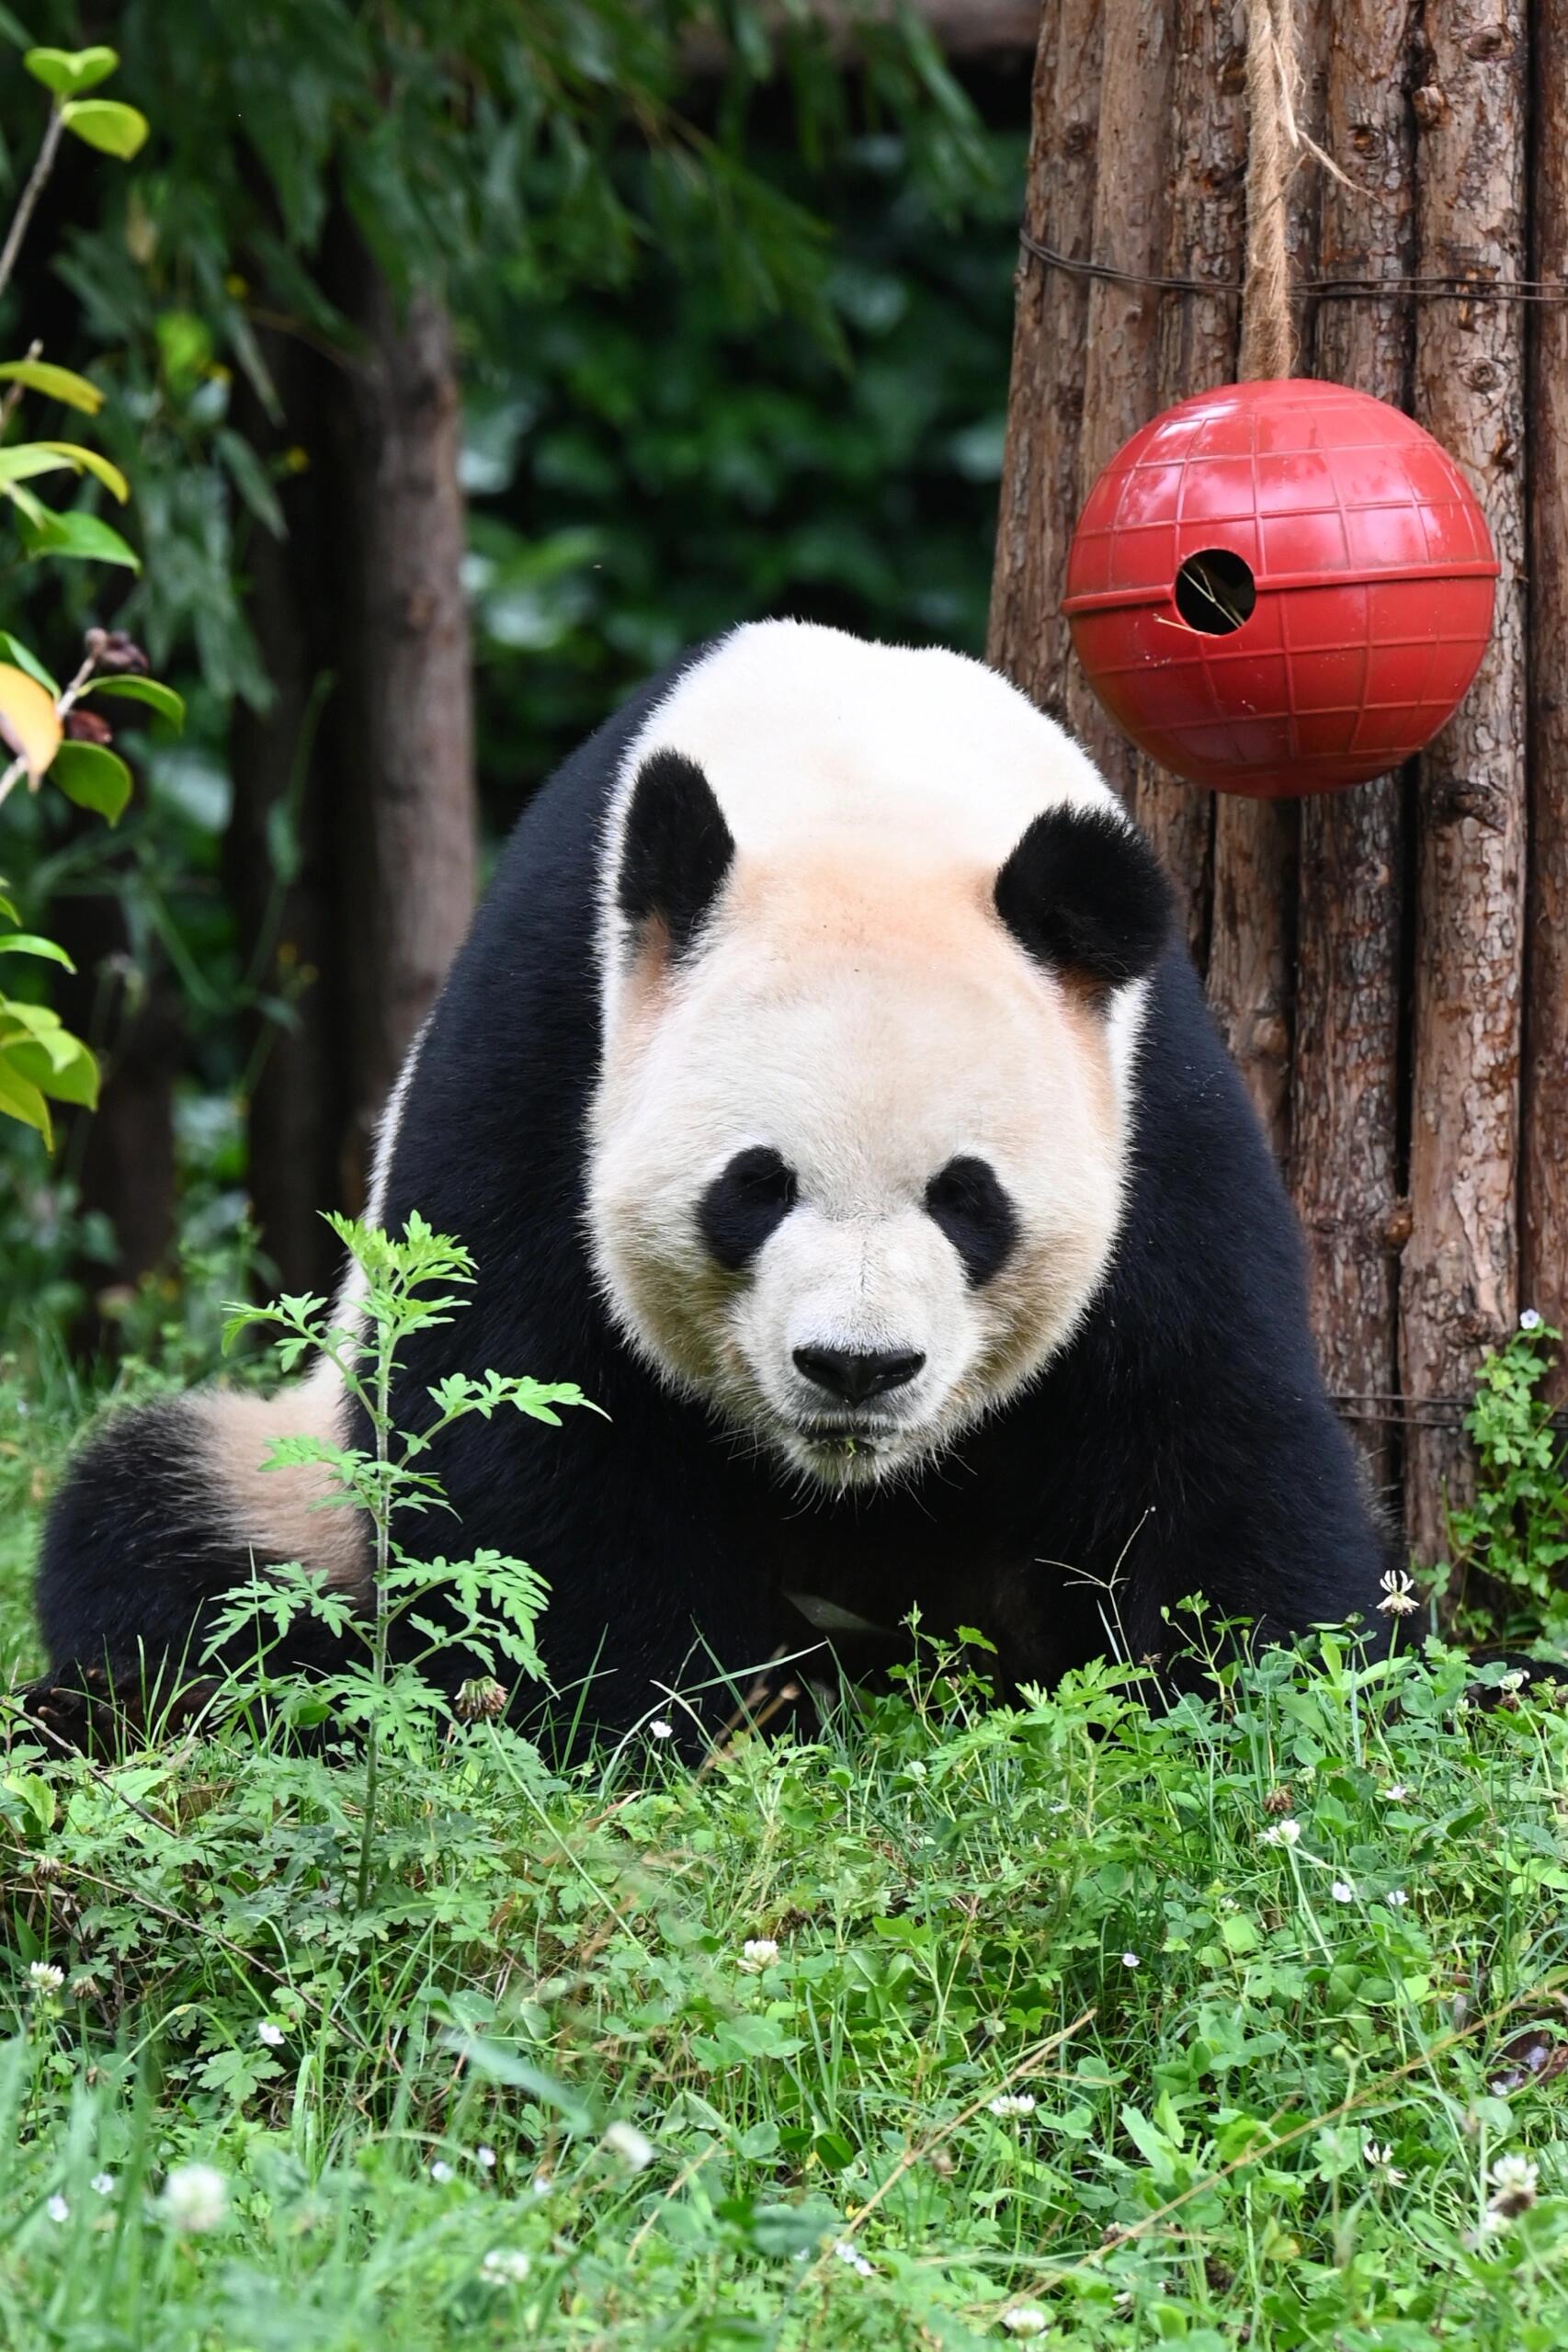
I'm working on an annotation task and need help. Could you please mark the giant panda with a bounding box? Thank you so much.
[34,621,1388,1749]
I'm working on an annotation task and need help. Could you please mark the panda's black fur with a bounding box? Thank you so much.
[34,641,1389,1749]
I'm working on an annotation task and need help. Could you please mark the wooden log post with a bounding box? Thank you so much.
[1062,2,1175,801]
[1205,0,1324,1164]
[1523,7,1568,1392]
[1401,2,1528,1563]
[1131,0,1251,968]
[1289,0,1415,1502]
[988,0,1104,721]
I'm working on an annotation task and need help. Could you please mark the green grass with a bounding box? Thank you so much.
[6,1367,1568,2346]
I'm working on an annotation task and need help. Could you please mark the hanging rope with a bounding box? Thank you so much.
[1237,0,1354,379]
[1239,0,1293,377]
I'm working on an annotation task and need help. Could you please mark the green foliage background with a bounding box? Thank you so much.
[0,3,1023,1330]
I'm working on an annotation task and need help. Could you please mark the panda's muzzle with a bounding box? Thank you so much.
[791,1346,926,1407]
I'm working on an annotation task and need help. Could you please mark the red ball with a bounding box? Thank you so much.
[1062,379,1499,798]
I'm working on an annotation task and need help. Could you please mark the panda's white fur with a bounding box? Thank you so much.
[180,623,1152,1553]
[39,619,1391,1736]
[586,621,1153,1491]
[178,1016,432,1597]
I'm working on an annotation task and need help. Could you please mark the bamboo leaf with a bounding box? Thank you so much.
[27,440,130,502]
[0,932,74,967]
[0,358,105,415]
[0,447,82,487]
[17,506,141,571]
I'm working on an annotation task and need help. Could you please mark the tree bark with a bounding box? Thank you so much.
[1062,1,1176,801]
[227,337,347,1298]
[228,229,477,1279]
[1522,4,1568,1396]
[1401,0,1528,1562]
[1203,0,1327,1162]
[324,238,478,1212]
[988,0,1104,721]
[1131,0,1250,968]
[1290,0,1416,1501]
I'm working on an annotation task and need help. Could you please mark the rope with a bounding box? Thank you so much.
[1240,0,1295,378]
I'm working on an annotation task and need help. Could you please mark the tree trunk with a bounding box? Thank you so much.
[988,0,1104,721]
[1062,0,1175,801]
[1203,1,1329,1162]
[1522,5,1568,1397]
[229,226,477,1278]
[324,232,478,1212]
[1290,0,1416,1503]
[227,337,347,1299]
[1400,0,1528,1562]
[1132,0,1250,967]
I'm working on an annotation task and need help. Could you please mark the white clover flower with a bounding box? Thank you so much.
[1378,1571,1419,1618]
[480,2247,531,2284]
[1521,1309,1543,1333]
[159,2164,228,2233]
[649,1721,675,1742]
[1263,1818,1301,1846]
[1000,2307,1051,2337]
[46,2194,68,2224]
[91,2174,114,2198]
[1487,2151,1540,2224]
[741,1937,779,1970]
[1386,1888,1409,1908]
[531,2171,552,2197]
[1500,1668,1528,1695]
[1363,2140,1406,2184]
[476,2143,496,2171]
[1331,1880,1355,1904]
[430,2160,455,2184]
[1120,1952,1141,1970]
[1381,1784,1411,1803]
[601,2120,653,2172]
[256,2021,285,2049]
[834,2238,875,2278]
[987,2094,1037,2119]
[28,1961,64,1994]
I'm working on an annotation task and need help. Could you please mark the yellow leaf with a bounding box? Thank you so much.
[0,663,62,781]
[28,440,130,502]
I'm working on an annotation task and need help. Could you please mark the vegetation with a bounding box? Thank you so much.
[0,42,186,1145]
[4,12,1566,2349]
[0,1,1019,1313]
[3,1227,1567,2347]
[1442,1318,1568,1651]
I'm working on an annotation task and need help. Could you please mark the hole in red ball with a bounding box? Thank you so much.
[1175,548,1256,635]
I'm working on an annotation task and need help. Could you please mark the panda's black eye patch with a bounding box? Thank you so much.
[699,1147,799,1272]
[925,1156,1017,1287]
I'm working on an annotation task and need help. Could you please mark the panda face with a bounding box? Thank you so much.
[586,626,1171,1493]
[590,852,1163,1494]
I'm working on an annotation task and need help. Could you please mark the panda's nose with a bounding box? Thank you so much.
[793,1346,926,1406]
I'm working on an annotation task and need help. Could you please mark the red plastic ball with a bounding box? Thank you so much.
[1062,379,1499,798]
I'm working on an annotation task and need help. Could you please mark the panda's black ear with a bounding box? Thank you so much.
[617,749,735,960]
[994,804,1171,995]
